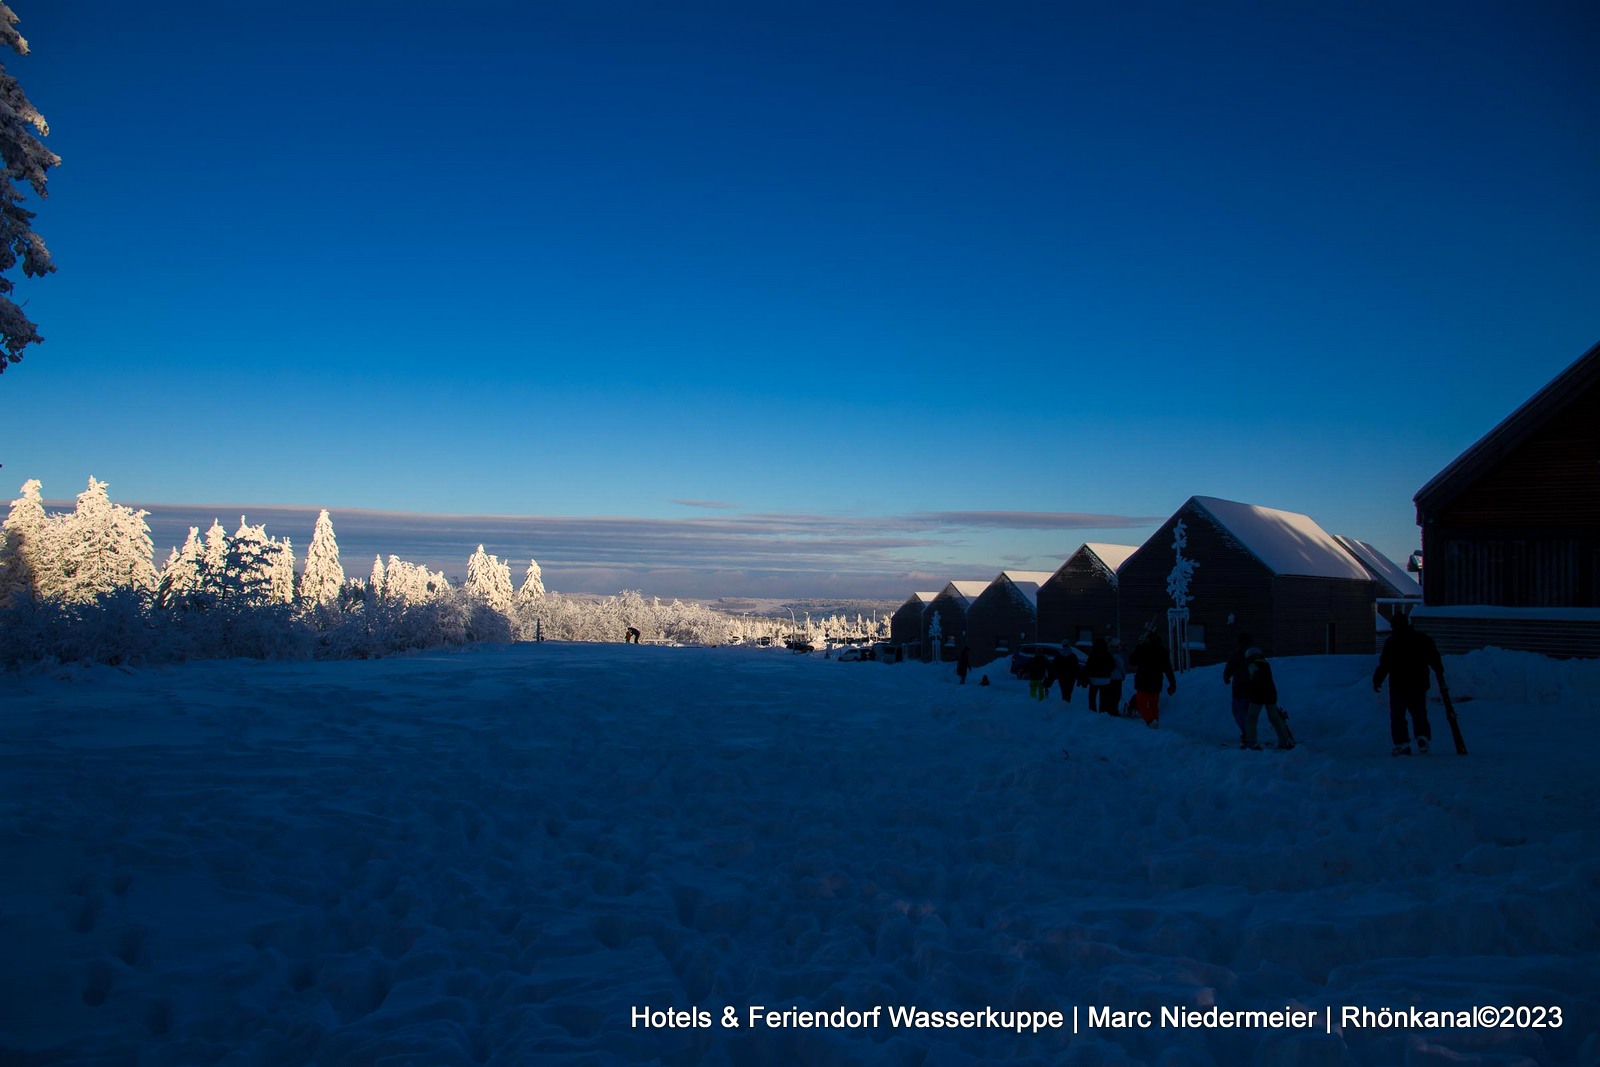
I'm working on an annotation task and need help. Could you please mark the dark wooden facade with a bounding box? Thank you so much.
[966,571,1053,667]
[1118,497,1376,665]
[921,581,988,662]
[888,592,936,659]
[1038,544,1136,649]
[1413,339,1600,657]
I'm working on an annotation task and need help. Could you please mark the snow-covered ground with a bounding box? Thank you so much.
[2,643,1596,1066]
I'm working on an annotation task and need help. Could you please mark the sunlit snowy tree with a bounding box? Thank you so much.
[221,518,274,605]
[299,509,344,605]
[465,545,513,613]
[155,526,204,608]
[47,477,156,603]
[368,554,385,599]
[515,558,546,607]
[267,535,295,604]
[0,4,58,372]
[0,476,48,601]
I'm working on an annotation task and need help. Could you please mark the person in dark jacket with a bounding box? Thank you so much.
[1221,634,1254,744]
[1373,613,1446,756]
[1128,628,1177,727]
[1083,636,1115,712]
[1049,650,1079,704]
[956,646,971,685]
[1025,653,1051,701]
[1241,647,1293,750]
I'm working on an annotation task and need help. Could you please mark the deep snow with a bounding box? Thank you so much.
[2,643,1597,1065]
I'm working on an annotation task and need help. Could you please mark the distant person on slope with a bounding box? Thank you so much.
[957,646,971,685]
[1026,652,1051,701]
[1373,613,1446,756]
[1050,649,1079,704]
[1083,636,1115,712]
[1221,634,1254,746]
[1128,627,1176,727]
[1241,647,1294,750]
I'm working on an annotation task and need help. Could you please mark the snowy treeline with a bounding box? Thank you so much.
[0,478,854,668]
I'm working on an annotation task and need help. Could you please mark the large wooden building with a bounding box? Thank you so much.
[965,570,1055,667]
[1118,496,1376,665]
[1037,543,1139,651]
[888,591,938,660]
[921,580,989,662]
[1412,339,1600,657]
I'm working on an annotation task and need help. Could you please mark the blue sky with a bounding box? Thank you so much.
[3,1,1597,598]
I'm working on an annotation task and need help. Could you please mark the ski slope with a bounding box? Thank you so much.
[2,643,1596,1065]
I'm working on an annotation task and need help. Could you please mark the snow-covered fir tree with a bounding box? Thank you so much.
[221,518,274,605]
[0,477,49,602]
[155,526,204,608]
[465,545,513,613]
[200,520,228,596]
[369,554,385,599]
[515,558,546,607]
[267,535,295,604]
[47,477,156,603]
[299,509,344,606]
[0,3,59,373]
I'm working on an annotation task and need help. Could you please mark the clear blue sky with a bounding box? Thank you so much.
[2,1,1597,598]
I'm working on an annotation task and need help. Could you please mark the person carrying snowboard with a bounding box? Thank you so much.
[1128,626,1176,727]
[1372,613,1446,756]
[1241,646,1294,750]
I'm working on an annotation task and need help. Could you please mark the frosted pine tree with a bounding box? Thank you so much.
[1166,520,1198,673]
[155,526,204,608]
[222,518,274,604]
[465,545,513,613]
[267,535,295,604]
[514,558,546,608]
[199,520,228,597]
[0,477,49,602]
[299,509,344,605]
[0,4,59,373]
[48,477,156,603]
[369,554,385,599]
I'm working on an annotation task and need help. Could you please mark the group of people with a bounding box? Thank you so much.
[957,612,1449,757]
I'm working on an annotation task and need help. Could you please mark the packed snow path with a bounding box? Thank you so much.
[2,644,1597,1065]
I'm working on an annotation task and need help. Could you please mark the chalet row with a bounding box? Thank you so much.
[890,337,1600,665]
[889,497,1420,669]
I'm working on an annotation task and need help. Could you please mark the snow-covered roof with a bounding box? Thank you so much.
[1082,543,1139,574]
[939,581,990,606]
[901,591,940,608]
[993,570,1055,608]
[1190,496,1370,581]
[1333,536,1421,598]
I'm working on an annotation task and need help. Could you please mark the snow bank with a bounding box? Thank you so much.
[1,645,1596,1065]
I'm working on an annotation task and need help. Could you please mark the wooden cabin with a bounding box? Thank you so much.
[1412,339,1600,657]
[922,580,989,662]
[1117,496,1376,665]
[965,570,1055,667]
[1037,543,1139,651]
[888,591,938,661]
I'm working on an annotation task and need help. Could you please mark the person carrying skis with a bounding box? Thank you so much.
[1083,636,1115,712]
[1128,627,1176,727]
[956,646,971,685]
[1221,633,1254,746]
[1372,613,1446,756]
[1241,646,1294,750]
[1049,649,1079,705]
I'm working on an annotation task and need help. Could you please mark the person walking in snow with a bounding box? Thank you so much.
[956,646,971,685]
[1128,628,1176,727]
[1083,636,1114,712]
[1240,646,1294,750]
[1025,652,1051,701]
[1105,638,1128,715]
[1221,633,1254,745]
[1049,649,1079,704]
[1373,613,1446,756]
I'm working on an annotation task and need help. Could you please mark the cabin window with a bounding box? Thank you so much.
[1077,628,1094,646]
[1186,624,1207,651]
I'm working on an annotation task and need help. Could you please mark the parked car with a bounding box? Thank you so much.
[1008,642,1084,677]
[836,646,867,662]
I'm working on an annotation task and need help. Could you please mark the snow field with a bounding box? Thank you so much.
[1,643,1597,1065]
